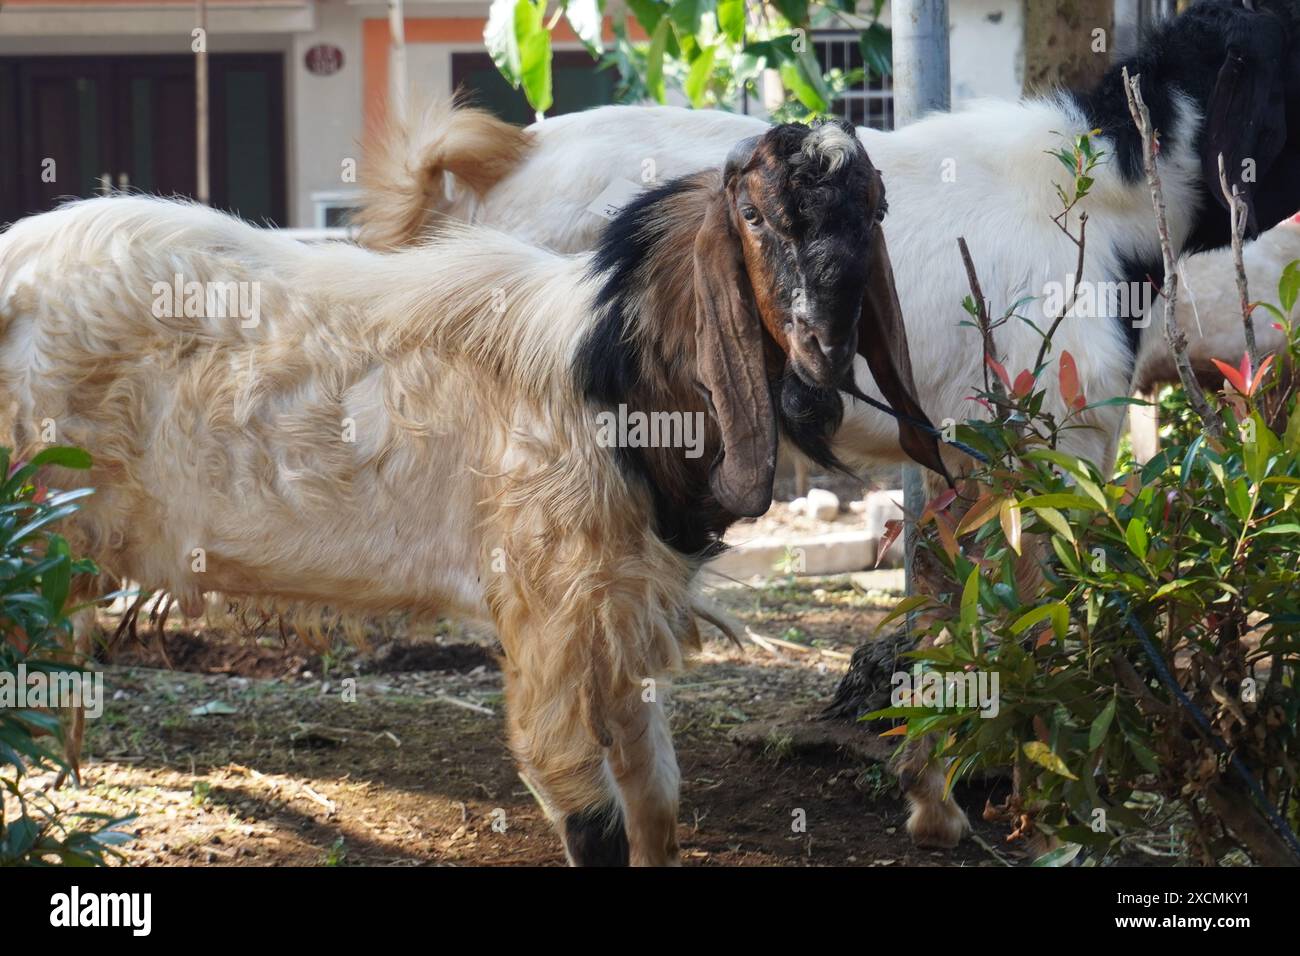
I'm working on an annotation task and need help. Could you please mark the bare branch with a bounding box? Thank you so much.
[1217,153,1261,373]
[1034,212,1089,375]
[1122,67,1225,441]
[957,236,1004,399]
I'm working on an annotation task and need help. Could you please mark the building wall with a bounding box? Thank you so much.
[947,0,1024,102]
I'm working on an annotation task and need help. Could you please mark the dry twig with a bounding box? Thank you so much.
[1216,153,1260,373]
[1122,68,1225,441]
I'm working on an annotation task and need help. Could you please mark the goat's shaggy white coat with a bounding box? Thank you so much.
[0,196,702,863]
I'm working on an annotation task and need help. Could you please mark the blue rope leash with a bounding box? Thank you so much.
[848,390,992,465]
[1122,606,1300,861]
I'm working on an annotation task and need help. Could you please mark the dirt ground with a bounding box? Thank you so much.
[31,575,1023,867]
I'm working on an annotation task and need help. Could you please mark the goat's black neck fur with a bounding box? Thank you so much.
[577,176,845,559]
[1075,1,1295,251]
[1069,0,1298,362]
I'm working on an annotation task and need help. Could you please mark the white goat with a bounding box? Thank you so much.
[1136,216,1300,391]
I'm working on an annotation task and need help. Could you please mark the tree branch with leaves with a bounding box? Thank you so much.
[483,0,891,119]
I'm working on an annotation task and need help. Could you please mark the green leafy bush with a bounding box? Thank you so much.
[0,445,134,865]
[869,256,1300,866]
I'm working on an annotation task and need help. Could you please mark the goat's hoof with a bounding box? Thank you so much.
[906,797,971,849]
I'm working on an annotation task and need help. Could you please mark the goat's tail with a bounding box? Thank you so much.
[355,96,533,250]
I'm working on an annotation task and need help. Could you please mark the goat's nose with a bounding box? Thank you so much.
[818,338,855,373]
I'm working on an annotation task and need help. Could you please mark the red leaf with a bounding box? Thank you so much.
[1059,351,1085,411]
[32,482,47,504]
[875,518,904,569]
[925,488,958,516]
[934,512,960,560]
[985,355,1012,389]
[1247,353,1276,397]
[1033,715,1050,743]
[1012,369,1036,398]
[1212,357,1249,394]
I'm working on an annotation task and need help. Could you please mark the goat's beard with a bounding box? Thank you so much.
[779,365,848,473]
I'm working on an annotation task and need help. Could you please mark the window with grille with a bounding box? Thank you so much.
[812,31,894,130]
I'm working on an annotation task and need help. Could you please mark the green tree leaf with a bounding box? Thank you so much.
[645,18,671,102]
[565,0,606,55]
[485,0,552,113]
[717,0,745,43]
[517,0,554,114]
[1023,741,1079,780]
[485,0,525,85]
[771,0,809,24]
[779,48,831,113]
[1279,259,1300,315]
[1089,697,1116,751]
[669,0,709,35]
[625,0,668,31]
[859,22,892,76]
[684,44,718,106]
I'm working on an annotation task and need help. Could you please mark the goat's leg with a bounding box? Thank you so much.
[502,667,629,866]
[894,734,971,848]
[607,690,680,866]
[54,607,98,788]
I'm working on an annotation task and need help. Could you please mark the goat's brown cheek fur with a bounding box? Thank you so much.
[736,226,789,353]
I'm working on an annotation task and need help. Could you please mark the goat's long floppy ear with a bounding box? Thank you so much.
[1201,33,1289,234]
[858,229,952,483]
[693,192,779,518]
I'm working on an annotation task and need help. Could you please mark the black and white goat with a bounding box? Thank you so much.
[0,123,943,865]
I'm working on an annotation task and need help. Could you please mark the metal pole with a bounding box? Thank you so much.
[195,0,209,205]
[388,0,408,124]
[890,0,949,608]
[891,0,950,125]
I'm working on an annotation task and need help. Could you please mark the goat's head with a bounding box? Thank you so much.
[692,121,945,516]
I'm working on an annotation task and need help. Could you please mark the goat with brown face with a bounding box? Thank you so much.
[0,122,945,868]
[725,123,885,388]
[583,121,944,559]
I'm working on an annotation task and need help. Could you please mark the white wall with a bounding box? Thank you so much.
[286,2,367,226]
[948,0,1023,102]
[874,0,1023,104]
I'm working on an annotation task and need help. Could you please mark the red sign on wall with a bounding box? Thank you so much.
[305,44,345,77]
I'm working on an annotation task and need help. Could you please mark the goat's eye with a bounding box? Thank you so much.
[874,205,887,224]
[741,205,763,225]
